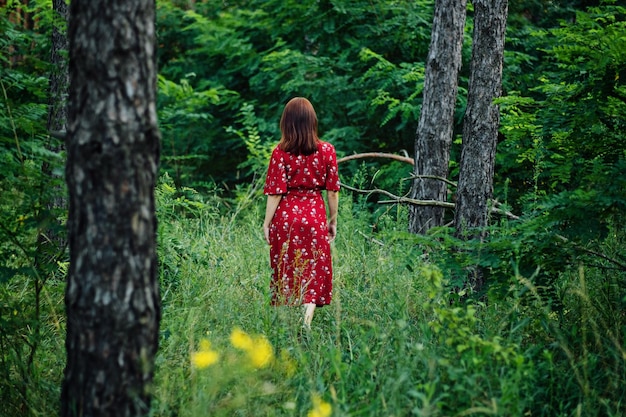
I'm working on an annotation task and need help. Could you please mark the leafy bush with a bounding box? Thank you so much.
[497,4,626,244]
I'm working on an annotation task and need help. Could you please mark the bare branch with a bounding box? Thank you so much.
[340,182,520,219]
[337,152,414,165]
[377,199,455,208]
[49,130,67,140]
[340,182,454,208]
[410,173,458,188]
[491,202,520,220]
[335,153,460,191]
[555,235,626,271]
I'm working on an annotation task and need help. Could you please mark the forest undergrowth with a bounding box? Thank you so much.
[2,177,625,416]
[150,178,626,417]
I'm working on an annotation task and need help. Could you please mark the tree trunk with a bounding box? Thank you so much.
[409,0,467,234]
[62,0,161,416]
[47,0,68,134]
[454,0,508,289]
[40,0,69,247]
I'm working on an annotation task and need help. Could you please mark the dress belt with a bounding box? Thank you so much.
[286,188,322,197]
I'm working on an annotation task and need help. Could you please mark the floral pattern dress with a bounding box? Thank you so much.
[263,141,340,306]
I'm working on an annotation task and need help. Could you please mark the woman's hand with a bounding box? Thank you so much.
[326,191,338,243]
[328,222,337,243]
[263,225,271,245]
[263,195,282,246]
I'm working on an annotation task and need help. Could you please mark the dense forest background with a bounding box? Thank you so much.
[1,0,625,416]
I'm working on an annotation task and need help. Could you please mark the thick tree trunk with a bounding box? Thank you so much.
[409,0,467,234]
[454,0,508,289]
[62,1,161,416]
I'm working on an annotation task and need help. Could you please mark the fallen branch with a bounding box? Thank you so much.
[377,199,455,208]
[491,202,520,220]
[49,130,67,140]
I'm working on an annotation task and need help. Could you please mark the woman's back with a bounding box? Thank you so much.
[264,142,339,195]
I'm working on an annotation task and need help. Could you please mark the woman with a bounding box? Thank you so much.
[263,97,340,329]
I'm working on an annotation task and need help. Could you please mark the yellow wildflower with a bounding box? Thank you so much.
[249,334,274,368]
[191,339,219,369]
[230,327,275,369]
[307,394,332,417]
[230,327,254,350]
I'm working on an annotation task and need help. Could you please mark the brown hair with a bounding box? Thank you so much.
[278,97,319,155]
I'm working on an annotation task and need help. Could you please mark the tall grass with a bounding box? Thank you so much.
[152,181,626,417]
[154,185,435,416]
[1,179,624,416]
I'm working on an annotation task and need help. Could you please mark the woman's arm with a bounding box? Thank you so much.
[326,190,339,242]
[263,194,283,244]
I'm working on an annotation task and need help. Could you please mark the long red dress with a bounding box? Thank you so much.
[263,141,340,306]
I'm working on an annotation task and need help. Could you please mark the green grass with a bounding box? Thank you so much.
[151,186,626,417]
[153,193,435,416]
[2,182,625,416]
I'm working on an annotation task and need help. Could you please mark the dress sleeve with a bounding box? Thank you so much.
[263,147,288,195]
[324,143,340,192]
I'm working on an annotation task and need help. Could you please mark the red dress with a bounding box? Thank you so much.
[263,141,340,306]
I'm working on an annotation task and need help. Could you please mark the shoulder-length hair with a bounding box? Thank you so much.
[278,97,319,155]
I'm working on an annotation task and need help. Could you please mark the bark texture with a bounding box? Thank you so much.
[409,0,467,234]
[62,1,161,416]
[454,0,508,236]
[454,0,508,289]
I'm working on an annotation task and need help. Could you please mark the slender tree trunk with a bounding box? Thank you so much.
[47,0,68,134]
[62,1,161,416]
[409,0,467,234]
[41,0,69,244]
[454,0,508,289]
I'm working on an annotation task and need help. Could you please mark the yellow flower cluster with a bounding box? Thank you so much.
[230,327,274,368]
[191,339,219,369]
[307,394,332,417]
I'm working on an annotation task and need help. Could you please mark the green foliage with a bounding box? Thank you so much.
[226,102,276,178]
[156,0,446,186]
[359,47,425,131]
[423,266,534,415]
[497,4,626,249]
[508,261,626,416]
[0,5,67,415]
[533,5,626,165]
[157,73,239,187]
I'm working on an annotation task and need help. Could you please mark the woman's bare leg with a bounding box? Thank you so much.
[303,303,316,328]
